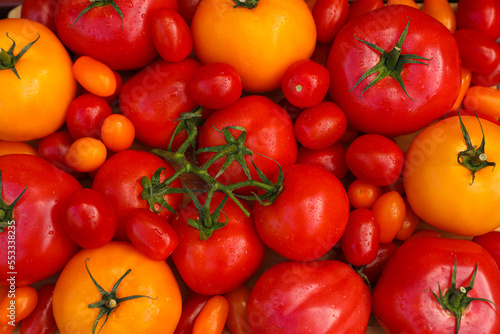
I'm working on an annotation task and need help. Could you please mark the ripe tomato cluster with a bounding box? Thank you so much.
[1,0,500,333]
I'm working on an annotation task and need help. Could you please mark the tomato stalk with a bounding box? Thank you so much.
[428,256,500,334]
[71,0,124,29]
[232,0,260,9]
[0,171,27,232]
[0,33,40,79]
[85,258,155,334]
[350,18,432,101]
[457,112,495,185]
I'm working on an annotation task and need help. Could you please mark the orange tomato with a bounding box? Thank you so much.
[100,114,135,152]
[0,18,77,142]
[64,137,107,173]
[463,86,500,120]
[371,191,406,244]
[0,285,38,326]
[72,56,117,97]
[0,141,37,156]
[394,198,420,241]
[386,0,419,9]
[347,179,383,210]
[52,242,182,334]
[422,0,457,33]
[191,0,316,93]
[192,295,229,334]
[451,67,472,111]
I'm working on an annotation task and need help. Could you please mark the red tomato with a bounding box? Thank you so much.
[281,59,330,109]
[173,292,209,334]
[61,188,117,249]
[119,58,202,150]
[327,5,461,136]
[253,163,349,261]
[347,179,383,209]
[19,284,57,334]
[453,29,500,74]
[188,62,243,110]
[373,237,500,333]
[473,231,500,269]
[125,208,178,261]
[66,93,113,140]
[346,0,384,22]
[151,7,193,63]
[356,241,397,285]
[54,0,178,70]
[456,0,500,40]
[0,155,81,286]
[36,131,84,178]
[171,192,266,295]
[471,62,500,87]
[296,142,348,180]
[293,101,347,150]
[178,0,201,25]
[20,0,57,33]
[312,0,349,44]
[224,285,251,334]
[248,260,372,334]
[92,150,183,241]
[345,134,404,187]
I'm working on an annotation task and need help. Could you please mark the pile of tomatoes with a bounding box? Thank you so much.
[1,0,500,333]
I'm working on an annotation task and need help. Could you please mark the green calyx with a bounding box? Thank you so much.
[457,111,495,185]
[72,0,124,29]
[350,18,432,101]
[0,171,27,233]
[85,258,155,334]
[233,0,259,9]
[0,33,40,79]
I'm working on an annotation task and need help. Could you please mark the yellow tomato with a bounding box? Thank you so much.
[404,115,500,236]
[190,0,317,93]
[53,242,182,334]
[0,18,77,142]
[0,141,37,156]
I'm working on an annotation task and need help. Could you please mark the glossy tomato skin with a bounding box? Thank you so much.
[312,0,349,44]
[66,93,113,140]
[171,192,266,296]
[453,29,500,74]
[197,95,298,195]
[473,231,500,269]
[253,164,349,261]
[0,155,81,286]
[248,260,372,334]
[19,284,57,334]
[373,237,500,333]
[54,0,178,71]
[20,0,57,33]
[327,5,461,137]
[119,58,202,150]
[92,150,183,241]
[296,143,348,180]
[456,0,500,40]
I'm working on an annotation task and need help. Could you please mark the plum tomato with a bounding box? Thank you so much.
[456,0,500,40]
[453,29,500,74]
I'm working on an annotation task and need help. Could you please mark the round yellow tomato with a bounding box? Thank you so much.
[0,18,77,142]
[190,0,317,93]
[53,242,182,334]
[403,115,500,236]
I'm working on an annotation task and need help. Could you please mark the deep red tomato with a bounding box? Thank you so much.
[20,0,57,33]
[54,0,178,70]
[188,62,243,110]
[197,95,297,195]
[92,150,183,241]
[65,93,113,140]
[61,188,117,249]
[173,292,210,334]
[312,0,349,44]
[281,59,330,109]
[253,163,349,261]
[345,134,404,187]
[125,207,178,261]
[327,5,461,136]
[356,241,397,285]
[171,192,266,296]
[456,0,500,40]
[296,142,348,180]
[373,237,500,333]
[277,97,303,122]
[346,0,384,22]
[340,208,380,266]
[248,260,372,334]
[454,29,500,74]
[0,155,81,286]
[36,131,85,178]
[178,0,201,26]
[471,62,500,87]
[119,58,202,150]
[473,231,500,269]
[19,284,57,334]
[293,101,347,150]
[151,7,193,63]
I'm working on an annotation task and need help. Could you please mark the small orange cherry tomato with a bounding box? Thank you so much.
[463,86,500,120]
[100,114,135,152]
[72,55,117,97]
[451,67,472,111]
[64,137,107,173]
[0,285,38,326]
[0,141,37,156]
[394,198,420,241]
[371,191,406,244]
[347,179,383,210]
[422,0,457,33]
[192,295,229,334]
[386,0,419,9]
[224,285,251,334]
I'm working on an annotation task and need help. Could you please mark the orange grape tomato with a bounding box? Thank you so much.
[192,295,229,334]
[0,285,38,326]
[100,114,135,152]
[451,67,472,111]
[0,324,15,334]
[463,85,500,120]
[422,0,457,33]
[0,141,37,156]
[347,179,383,209]
[371,191,406,244]
[394,198,421,241]
[224,285,251,334]
[72,55,117,97]
[64,137,107,173]
[386,0,419,9]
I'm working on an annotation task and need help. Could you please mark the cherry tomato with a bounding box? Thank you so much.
[453,29,500,74]
[422,0,456,33]
[64,137,107,173]
[310,41,332,67]
[356,241,398,285]
[463,86,500,121]
[178,0,201,25]
[0,141,37,157]
[293,101,347,150]
[20,0,57,33]
[61,188,117,249]
[347,178,383,210]
[19,284,57,334]
[192,295,229,334]
[151,7,193,63]
[296,142,348,180]
[281,59,330,109]
[0,286,37,327]
[371,191,406,244]
[394,198,420,241]
[346,0,384,23]
[311,0,349,44]
[188,62,243,110]
[36,131,84,177]
[72,55,117,97]
[66,93,113,140]
[100,114,135,152]
[125,208,178,261]
[345,134,405,187]
[456,0,500,40]
[224,285,251,334]
[341,208,380,266]
[174,292,209,334]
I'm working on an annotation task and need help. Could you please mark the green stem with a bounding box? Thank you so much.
[233,0,259,9]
